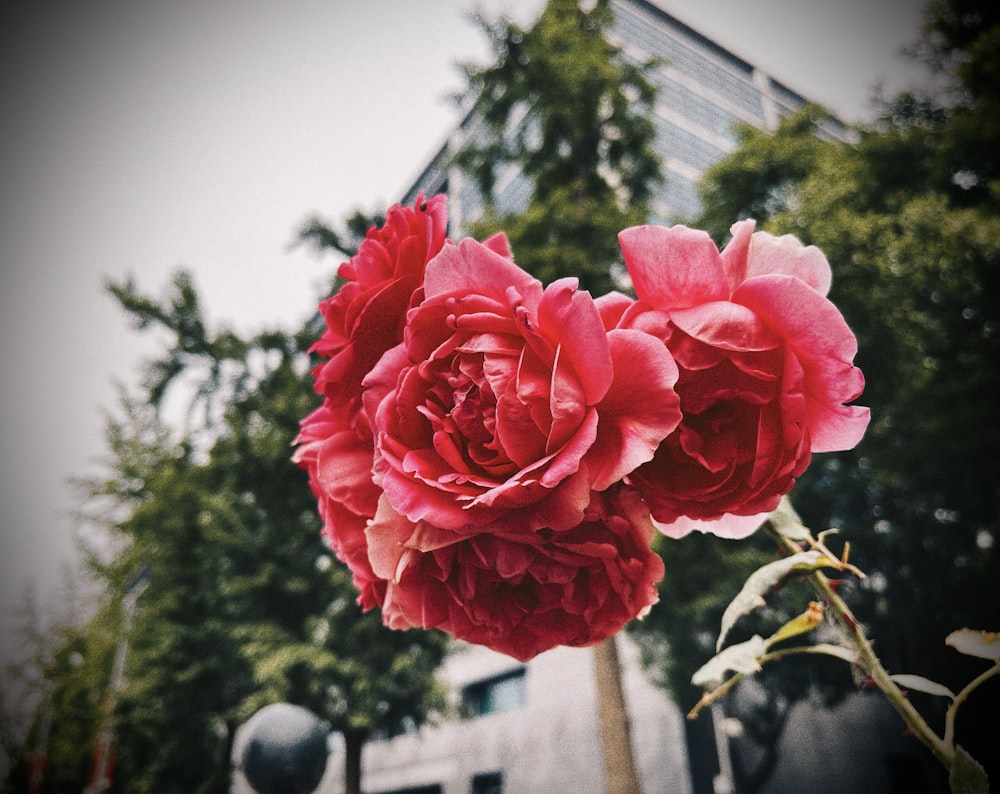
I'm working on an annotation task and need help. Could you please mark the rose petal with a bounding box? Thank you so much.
[669,302,780,353]
[747,231,832,296]
[423,238,539,304]
[537,278,614,404]
[653,510,772,540]
[594,291,636,331]
[618,224,729,308]
[481,231,514,259]
[586,329,681,490]
[719,219,755,294]
[733,275,870,452]
[315,432,379,517]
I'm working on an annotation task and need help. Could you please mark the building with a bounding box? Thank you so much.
[401,0,848,234]
[318,637,693,794]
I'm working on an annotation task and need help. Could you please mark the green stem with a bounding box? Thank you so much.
[764,501,954,771]
[944,662,1000,749]
[688,644,859,720]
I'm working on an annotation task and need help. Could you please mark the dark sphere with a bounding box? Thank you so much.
[240,703,330,794]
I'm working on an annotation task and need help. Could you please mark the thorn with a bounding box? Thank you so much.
[840,610,861,630]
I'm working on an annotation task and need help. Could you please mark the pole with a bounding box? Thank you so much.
[85,566,149,793]
[26,690,52,794]
[593,635,642,794]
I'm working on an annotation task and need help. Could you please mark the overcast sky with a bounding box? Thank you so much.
[0,0,930,657]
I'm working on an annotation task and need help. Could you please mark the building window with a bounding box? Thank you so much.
[462,668,527,717]
[471,771,504,794]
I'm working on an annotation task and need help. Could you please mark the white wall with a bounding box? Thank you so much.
[316,635,692,794]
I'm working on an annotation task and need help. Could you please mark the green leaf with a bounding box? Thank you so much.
[692,635,768,687]
[946,629,1000,661]
[889,674,956,699]
[949,745,990,794]
[765,602,824,648]
[717,550,833,651]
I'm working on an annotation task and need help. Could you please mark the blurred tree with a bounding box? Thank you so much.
[631,0,999,790]
[295,206,386,261]
[6,271,448,794]
[453,0,662,295]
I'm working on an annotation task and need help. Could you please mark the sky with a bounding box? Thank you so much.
[0,0,930,663]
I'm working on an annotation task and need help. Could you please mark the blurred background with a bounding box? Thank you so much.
[3,1,995,792]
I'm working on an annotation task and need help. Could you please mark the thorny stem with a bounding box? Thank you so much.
[763,499,954,771]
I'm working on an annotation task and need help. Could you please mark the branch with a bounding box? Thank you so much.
[763,497,954,770]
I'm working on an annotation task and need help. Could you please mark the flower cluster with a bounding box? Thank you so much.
[294,194,869,661]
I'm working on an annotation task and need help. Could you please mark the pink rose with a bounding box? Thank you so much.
[363,237,681,535]
[292,402,385,609]
[365,486,664,661]
[309,194,449,406]
[615,220,870,539]
[295,195,515,609]
[295,195,449,608]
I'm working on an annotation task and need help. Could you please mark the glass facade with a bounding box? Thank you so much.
[402,0,847,228]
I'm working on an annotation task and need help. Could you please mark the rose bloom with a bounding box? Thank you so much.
[365,486,665,661]
[296,196,520,608]
[363,236,681,535]
[296,194,455,607]
[309,193,450,407]
[611,220,870,539]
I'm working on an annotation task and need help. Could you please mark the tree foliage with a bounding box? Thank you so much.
[453,0,662,294]
[631,0,999,788]
[295,206,387,261]
[6,271,449,793]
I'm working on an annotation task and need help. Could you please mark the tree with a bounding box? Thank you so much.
[295,206,387,262]
[8,270,449,794]
[631,0,999,789]
[453,0,662,295]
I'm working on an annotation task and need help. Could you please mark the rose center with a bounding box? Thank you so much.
[424,353,516,478]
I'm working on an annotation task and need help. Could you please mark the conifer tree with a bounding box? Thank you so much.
[7,271,448,794]
[454,0,662,295]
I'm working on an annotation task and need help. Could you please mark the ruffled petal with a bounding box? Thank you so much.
[734,275,870,452]
[618,224,729,308]
[586,329,681,490]
[746,231,833,296]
